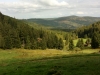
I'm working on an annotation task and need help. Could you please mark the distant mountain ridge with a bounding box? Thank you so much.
[23,16,100,29]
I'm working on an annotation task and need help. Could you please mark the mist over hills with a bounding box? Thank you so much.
[23,16,100,29]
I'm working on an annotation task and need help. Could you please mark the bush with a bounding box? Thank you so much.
[74,47,81,51]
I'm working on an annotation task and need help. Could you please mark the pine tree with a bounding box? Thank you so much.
[40,38,47,50]
[85,38,91,46]
[80,39,84,49]
[65,34,69,45]
[58,38,64,50]
[76,39,84,49]
[25,36,31,49]
[12,37,21,48]
[4,36,12,49]
[84,34,88,38]
[31,41,38,49]
[69,39,74,50]
[47,35,54,49]
[54,35,59,49]
[91,32,100,49]
[10,29,21,48]
[0,34,5,48]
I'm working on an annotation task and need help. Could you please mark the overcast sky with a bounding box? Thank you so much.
[0,0,100,19]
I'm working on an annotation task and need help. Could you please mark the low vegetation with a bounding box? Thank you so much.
[0,49,100,75]
[73,38,87,46]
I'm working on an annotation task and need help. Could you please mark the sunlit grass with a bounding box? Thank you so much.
[73,38,87,46]
[0,48,100,75]
[0,49,68,64]
[0,48,99,62]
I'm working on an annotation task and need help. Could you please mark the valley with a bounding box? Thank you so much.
[0,12,100,75]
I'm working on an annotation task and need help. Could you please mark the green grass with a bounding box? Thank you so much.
[0,49,100,75]
[73,38,87,46]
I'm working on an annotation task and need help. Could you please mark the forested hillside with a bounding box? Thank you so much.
[74,21,100,38]
[23,16,100,29]
[0,12,64,50]
[74,21,100,48]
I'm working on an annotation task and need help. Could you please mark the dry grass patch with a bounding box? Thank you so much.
[15,49,68,59]
[0,48,99,62]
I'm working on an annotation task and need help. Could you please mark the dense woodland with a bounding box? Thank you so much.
[0,12,100,50]
[74,21,100,38]
[74,21,100,48]
[0,12,64,50]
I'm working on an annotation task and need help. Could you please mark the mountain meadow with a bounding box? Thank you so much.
[0,12,100,75]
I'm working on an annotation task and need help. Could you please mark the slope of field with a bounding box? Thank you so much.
[0,49,100,75]
[73,39,87,46]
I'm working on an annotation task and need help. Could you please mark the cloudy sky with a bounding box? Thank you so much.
[0,0,100,19]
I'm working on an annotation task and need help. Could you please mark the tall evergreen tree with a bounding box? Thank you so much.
[76,39,84,49]
[69,39,74,50]
[40,38,47,50]
[47,35,54,49]
[54,35,59,49]
[91,32,100,49]
[25,36,31,49]
[4,36,12,49]
[0,34,5,48]
[58,38,64,50]
[31,40,38,49]
[65,34,69,45]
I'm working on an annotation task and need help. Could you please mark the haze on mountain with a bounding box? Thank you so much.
[23,16,100,29]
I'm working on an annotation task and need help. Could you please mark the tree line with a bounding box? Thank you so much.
[73,21,100,49]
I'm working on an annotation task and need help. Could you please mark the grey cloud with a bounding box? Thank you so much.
[0,2,41,13]
[0,0,71,14]
[0,0,100,19]
[66,0,100,9]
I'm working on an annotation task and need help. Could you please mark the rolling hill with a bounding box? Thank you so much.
[73,21,100,38]
[0,12,64,50]
[23,16,100,29]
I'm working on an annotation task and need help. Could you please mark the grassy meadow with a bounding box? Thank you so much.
[0,49,100,75]
[73,38,87,46]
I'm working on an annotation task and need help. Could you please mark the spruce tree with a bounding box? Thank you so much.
[54,35,59,49]
[91,32,100,49]
[76,39,84,50]
[0,34,5,48]
[4,36,12,49]
[65,34,69,45]
[80,39,84,49]
[47,36,54,49]
[31,41,38,49]
[41,39,47,50]
[69,39,74,50]
[58,38,64,50]
[25,36,31,49]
